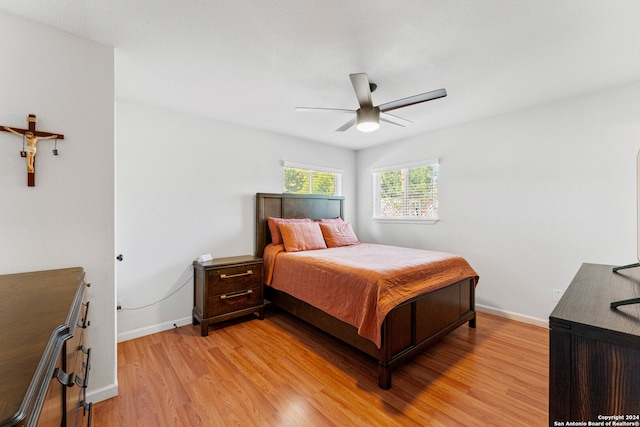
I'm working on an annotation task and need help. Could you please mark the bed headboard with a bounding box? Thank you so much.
[255,193,345,257]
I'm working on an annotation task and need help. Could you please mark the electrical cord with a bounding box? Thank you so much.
[118,266,193,311]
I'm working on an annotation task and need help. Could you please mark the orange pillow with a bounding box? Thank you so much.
[319,223,360,248]
[279,222,327,252]
[317,217,344,224]
[268,217,312,245]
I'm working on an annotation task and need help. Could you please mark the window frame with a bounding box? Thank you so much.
[283,161,343,196]
[371,159,439,224]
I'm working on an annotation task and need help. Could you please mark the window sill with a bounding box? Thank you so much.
[372,217,439,225]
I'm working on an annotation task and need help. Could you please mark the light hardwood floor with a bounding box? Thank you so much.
[92,310,549,426]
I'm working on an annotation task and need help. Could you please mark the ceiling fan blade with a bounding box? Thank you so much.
[295,107,355,113]
[349,73,373,108]
[335,117,357,132]
[380,112,413,127]
[378,88,447,113]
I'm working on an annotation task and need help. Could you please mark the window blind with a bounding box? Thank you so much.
[372,160,439,220]
[283,161,342,196]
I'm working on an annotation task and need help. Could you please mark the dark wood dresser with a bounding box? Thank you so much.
[192,255,264,336]
[549,263,640,424]
[0,267,92,427]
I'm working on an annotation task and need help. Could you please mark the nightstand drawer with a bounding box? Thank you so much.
[207,264,262,295]
[193,255,265,336]
[208,285,263,316]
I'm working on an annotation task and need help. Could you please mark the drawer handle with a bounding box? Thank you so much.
[79,401,93,424]
[220,289,253,300]
[77,300,90,329]
[76,347,91,388]
[220,270,253,279]
[53,367,75,387]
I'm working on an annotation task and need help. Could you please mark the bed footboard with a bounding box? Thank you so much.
[377,277,476,388]
[266,276,476,389]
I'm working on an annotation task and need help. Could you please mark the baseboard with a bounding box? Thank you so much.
[87,382,118,404]
[117,316,193,343]
[115,308,546,341]
[476,304,548,328]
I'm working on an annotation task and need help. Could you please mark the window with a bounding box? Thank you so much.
[372,159,439,221]
[283,161,342,196]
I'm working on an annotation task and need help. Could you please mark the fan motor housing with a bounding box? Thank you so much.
[356,108,380,132]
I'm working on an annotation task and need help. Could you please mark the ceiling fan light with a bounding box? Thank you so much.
[356,108,380,132]
[357,121,380,132]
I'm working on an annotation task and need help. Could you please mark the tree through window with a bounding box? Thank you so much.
[283,163,342,196]
[372,160,439,221]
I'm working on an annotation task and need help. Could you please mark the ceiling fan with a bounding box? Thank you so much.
[296,73,447,132]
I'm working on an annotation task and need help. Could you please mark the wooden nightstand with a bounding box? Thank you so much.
[192,255,264,336]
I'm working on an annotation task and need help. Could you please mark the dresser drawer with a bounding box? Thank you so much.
[207,263,262,295]
[207,285,263,316]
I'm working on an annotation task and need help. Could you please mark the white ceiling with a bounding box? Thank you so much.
[2,1,640,150]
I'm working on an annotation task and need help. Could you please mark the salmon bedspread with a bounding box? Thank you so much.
[264,243,478,348]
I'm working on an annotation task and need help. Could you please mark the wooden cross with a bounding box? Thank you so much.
[1,114,64,186]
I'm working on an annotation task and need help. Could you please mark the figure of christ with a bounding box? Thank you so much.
[3,126,58,173]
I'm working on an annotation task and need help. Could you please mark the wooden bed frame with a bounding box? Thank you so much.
[255,192,476,389]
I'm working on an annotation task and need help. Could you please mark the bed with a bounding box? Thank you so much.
[255,192,478,389]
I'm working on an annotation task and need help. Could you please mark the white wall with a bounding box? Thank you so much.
[0,14,116,402]
[357,81,640,323]
[116,100,356,341]
[5,9,639,408]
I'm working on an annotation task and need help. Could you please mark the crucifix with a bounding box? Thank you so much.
[1,114,64,186]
